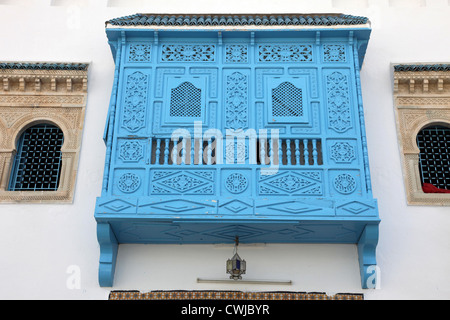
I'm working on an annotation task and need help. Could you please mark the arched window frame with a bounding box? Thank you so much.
[0,62,89,203]
[393,63,450,205]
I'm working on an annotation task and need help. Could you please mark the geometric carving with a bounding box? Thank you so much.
[122,71,148,132]
[323,44,346,62]
[333,173,357,194]
[258,44,313,62]
[151,170,214,195]
[219,199,253,214]
[119,140,144,162]
[161,44,215,62]
[225,72,248,129]
[225,173,248,194]
[142,199,214,213]
[330,142,356,163]
[117,173,141,193]
[99,198,137,213]
[326,71,352,133]
[129,44,152,62]
[258,170,323,195]
[337,201,376,216]
[225,45,248,63]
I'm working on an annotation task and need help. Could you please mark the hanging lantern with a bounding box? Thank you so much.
[226,236,246,280]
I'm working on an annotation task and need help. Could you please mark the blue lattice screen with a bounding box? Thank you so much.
[169,81,202,118]
[417,126,450,189]
[9,124,64,191]
[272,82,303,117]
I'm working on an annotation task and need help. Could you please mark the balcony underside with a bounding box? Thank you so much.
[95,195,379,243]
[95,195,379,288]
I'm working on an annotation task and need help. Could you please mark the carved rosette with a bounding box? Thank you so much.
[330,142,356,163]
[117,173,141,193]
[333,173,357,194]
[225,173,248,194]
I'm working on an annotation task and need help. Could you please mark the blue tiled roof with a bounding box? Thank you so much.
[394,64,450,72]
[106,13,369,27]
[0,62,88,71]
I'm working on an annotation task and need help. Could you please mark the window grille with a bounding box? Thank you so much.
[416,125,450,190]
[8,124,64,191]
[272,82,303,117]
[169,81,202,118]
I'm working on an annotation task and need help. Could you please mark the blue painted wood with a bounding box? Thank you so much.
[96,18,379,287]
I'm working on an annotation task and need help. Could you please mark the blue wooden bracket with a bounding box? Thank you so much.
[97,223,118,287]
[357,224,379,289]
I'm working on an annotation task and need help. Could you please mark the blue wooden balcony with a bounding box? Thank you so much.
[95,14,380,288]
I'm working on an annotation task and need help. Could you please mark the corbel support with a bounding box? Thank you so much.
[409,79,415,93]
[438,78,444,91]
[97,223,118,287]
[35,78,41,92]
[3,78,9,91]
[19,78,25,91]
[218,31,222,46]
[66,78,73,92]
[423,79,429,92]
[357,224,379,289]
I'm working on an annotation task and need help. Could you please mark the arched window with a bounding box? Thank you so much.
[416,125,450,192]
[271,81,303,118]
[8,124,64,191]
[169,81,202,118]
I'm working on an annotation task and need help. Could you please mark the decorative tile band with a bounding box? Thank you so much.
[394,64,450,72]
[109,290,363,300]
[106,14,369,27]
[0,62,88,71]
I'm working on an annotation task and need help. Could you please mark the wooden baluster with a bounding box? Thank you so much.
[181,137,186,164]
[148,137,152,165]
[155,138,161,165]
[278,138,283,166]
[286,139,291,165]
[303,139,309,166]
[164,138,169,165]
[260,138,266,165]
[207,138,212,165]
[172,138,178,165]
[295,139,300,165]
[190,138,195,165]
[198,138,203,165]
[269,138,273,166]
[312,139,318,165]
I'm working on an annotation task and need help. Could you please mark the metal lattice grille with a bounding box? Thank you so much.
[169,82,202,117]
[9,124,64,191]
[272,82,303,117]
[416,126,450,190]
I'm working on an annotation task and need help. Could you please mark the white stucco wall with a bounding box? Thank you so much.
[0,0,449,300]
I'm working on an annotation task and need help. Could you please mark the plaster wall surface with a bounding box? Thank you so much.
[0,0,449,300]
